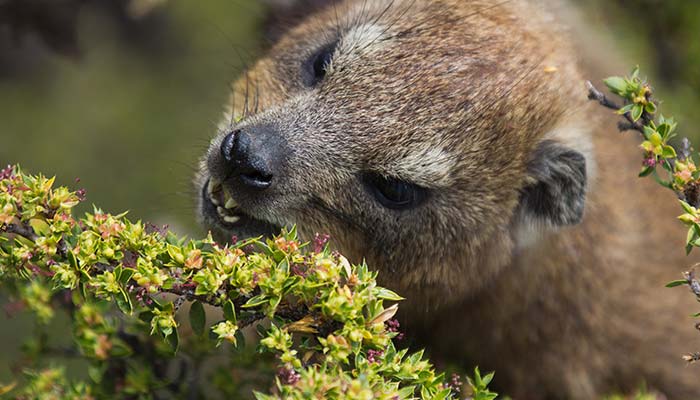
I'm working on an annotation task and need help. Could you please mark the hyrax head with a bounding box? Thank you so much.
[197,0,591,306]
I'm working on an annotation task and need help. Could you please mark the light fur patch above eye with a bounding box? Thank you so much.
[340,23,388,55]
[386,146,456,187]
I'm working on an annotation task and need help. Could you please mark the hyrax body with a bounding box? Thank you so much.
[196,1,700,398]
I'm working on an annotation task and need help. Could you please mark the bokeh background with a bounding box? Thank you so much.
[0,0,699,392]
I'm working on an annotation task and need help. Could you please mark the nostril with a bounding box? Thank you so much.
[220,129,275,190]
[220,130,239,163]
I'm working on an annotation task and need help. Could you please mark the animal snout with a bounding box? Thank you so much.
[220,128,281,190]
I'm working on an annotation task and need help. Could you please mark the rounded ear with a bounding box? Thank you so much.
[519,140,587,227]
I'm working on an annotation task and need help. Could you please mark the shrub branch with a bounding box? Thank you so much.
[587,67,700,364]
[0,165,496,399]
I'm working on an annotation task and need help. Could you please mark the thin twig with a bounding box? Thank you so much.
[586,81,646,135]
[1,222,37,241]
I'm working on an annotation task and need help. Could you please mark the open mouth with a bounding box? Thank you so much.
[201,178,281,238]
[205,178,244,225]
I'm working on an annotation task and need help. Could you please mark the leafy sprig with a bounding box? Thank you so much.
[587,67,700,363]
[0,165,496,399]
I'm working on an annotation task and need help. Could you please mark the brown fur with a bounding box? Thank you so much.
[197,1,700,398]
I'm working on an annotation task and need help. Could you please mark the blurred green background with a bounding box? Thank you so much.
[0,0,699,391]
[0,0,267,386]
[0,0,266,238]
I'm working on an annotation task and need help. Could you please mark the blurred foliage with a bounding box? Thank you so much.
[584,0,700,139]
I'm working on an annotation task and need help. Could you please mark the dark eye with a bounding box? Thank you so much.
[364,173,427,210]
[304,42,337,86]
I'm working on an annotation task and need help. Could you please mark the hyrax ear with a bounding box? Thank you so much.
[519,140,587,227]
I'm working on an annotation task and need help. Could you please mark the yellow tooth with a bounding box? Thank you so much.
[217,207,226,217]
[225,197,237,209]
[208,179,221,195]
[223,215,240,224]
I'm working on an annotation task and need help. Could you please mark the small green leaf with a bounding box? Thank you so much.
[617,104,635,115]
[253,392,276,400]
[630,65,640,79]
[243,294,268,308]
[638,166,654,178]
[68,250,79,269]
[166,328,180,353]
[662,146,677,159]
[645,102,657,114]
[631,104,644,122]
[666,280,688,288]
[604,76,627,95]
[223,300,237,324]
[118,268,135,286]
[681,201,697,215]
[116,289,133,315]
[642,125,656,140]
[376,287,405,301]
[686,243,695,255]
[481,371,495,386]
[29,218,50,236]
[189,300,206,336]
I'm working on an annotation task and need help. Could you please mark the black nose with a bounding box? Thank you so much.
[220,129,275,190]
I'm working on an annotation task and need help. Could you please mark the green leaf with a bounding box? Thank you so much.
[118,268,135,286]
[686,242,695,255]
[253,392,276,400]
[473,367,484,388]
[642,125,656,140]
[631,104,644,122]
[617,104,635,115]
[243,294,268,308]
[680,201,697,215]
[666,280,688,288]
[686,226,698,248]
[166,328,180,353]
[645,102,657,115]
[661,145,677,159]
[481,371,495,386]
[223,300,237,324]
[68,250,79,269]
[376,287,404,301]
[189,300,206,336]
[29,218,50,236]
[603,76,628,95]
[116,289,133,315]
[638,166,654,178]
[630,65,640,79]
